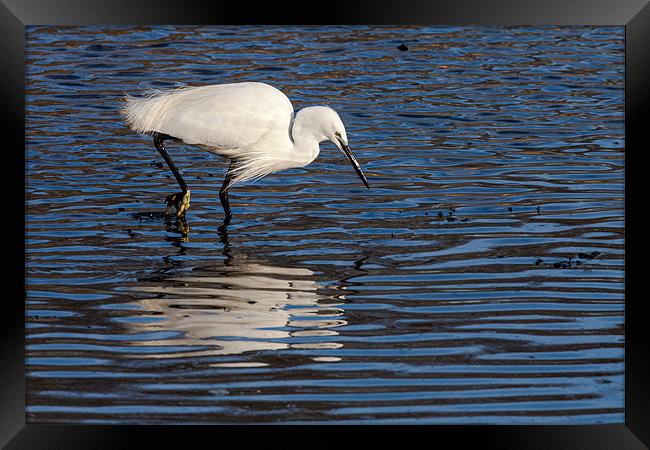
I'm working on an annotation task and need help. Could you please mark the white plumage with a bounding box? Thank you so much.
[122,81,369,223]
[124,82,295,184]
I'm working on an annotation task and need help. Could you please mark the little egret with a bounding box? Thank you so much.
[121,81,370,226]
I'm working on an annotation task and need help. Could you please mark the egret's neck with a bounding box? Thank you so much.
[290,108,327,165]
[291,133,320,165]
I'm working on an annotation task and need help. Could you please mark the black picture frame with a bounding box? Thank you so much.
[3,0,648,447]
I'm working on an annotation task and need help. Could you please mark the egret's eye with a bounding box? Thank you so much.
[335,131,341,137]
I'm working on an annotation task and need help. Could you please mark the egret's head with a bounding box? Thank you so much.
[320,107,349,151]
[294,106,347,145]
[293,106,369,189]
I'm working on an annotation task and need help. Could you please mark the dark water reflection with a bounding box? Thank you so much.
[26,25,624,424]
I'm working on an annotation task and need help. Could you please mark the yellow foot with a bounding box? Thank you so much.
[165,189,191,217]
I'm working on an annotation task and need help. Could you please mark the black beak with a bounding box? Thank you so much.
[340,142,370,189]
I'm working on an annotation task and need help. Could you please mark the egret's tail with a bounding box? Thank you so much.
[122,87,201,135]
[121,89,169,135]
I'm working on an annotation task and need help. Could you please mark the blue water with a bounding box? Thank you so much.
[26,25,624,424]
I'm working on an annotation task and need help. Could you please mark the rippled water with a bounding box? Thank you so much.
[26,25,625,424]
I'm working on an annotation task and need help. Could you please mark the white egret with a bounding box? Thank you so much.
[121,81,370,226]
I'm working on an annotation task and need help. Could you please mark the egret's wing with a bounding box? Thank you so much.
[123,82,294,149]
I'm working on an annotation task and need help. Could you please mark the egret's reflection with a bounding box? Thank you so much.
[124,231,347,361]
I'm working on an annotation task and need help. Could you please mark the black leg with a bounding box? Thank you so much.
[153,132,191,216]
[219,162,234,226]
[153,132,188,190]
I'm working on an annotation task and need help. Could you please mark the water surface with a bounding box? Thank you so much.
[26,25,624,424]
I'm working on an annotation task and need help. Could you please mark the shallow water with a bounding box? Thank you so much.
[26,25,625,424]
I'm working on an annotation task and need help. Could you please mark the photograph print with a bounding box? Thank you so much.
[26,25,624,424]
